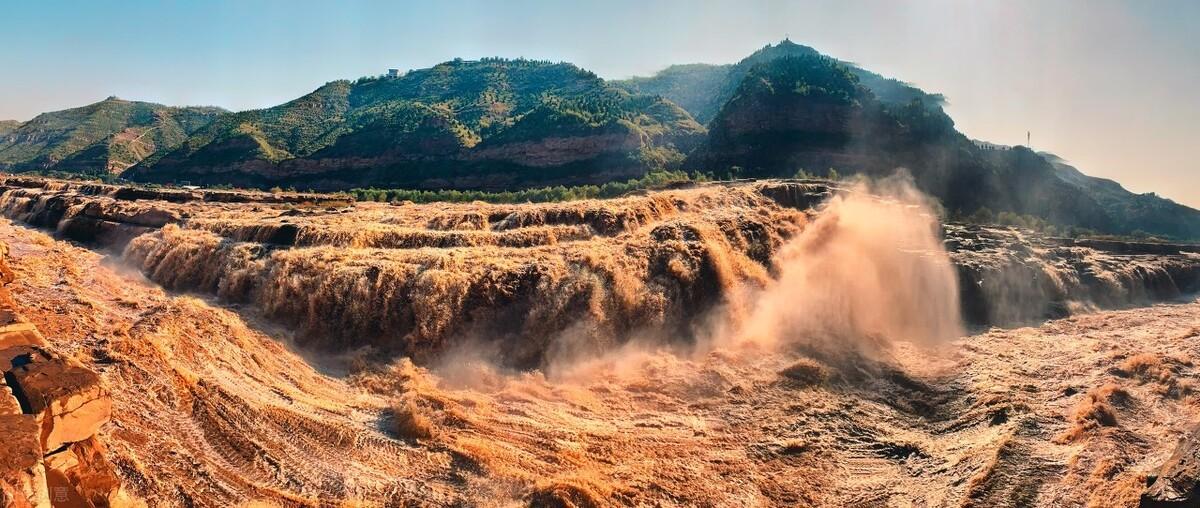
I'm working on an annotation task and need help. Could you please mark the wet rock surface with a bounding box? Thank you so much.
[948,223,1200,326]
[2,176,1197,363]
[1143,424,1200,506]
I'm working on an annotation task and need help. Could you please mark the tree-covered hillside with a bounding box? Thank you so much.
[127,58,706,190]
[613,39,946,126]
[683,49,1180,237]
[615,64,731,125]
[0,97,225,175]
[0,121,20,137]
[9,40,1197,240]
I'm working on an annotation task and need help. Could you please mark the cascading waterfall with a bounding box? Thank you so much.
[0,176,1197,367]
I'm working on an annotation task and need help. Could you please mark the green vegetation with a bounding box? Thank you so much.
[8,40,1197,240]
[615,64,731,125]
[613,39,946,126]
[953,207,1063,235]
[349,170,697,204]
[693,52,887,175]
[132,58,706,188]
[792,168,842,180]
[0,97,224,174]
[0,120,20,136]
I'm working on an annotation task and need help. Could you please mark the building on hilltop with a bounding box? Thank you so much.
[971,139,1011,151]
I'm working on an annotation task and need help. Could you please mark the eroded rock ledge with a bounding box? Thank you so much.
[0,243,129,507]
[1,176,1198,365]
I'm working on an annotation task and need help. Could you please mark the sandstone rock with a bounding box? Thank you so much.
[1143,424,1200,506]
[6,353,112,452]
[76,201,181,228]
[0,257,126,506]
[0,414,50,507]
[110,187,197,203]
[57,217,155,249]
[0,322,48,349]
[16,365,110,453]
[757,180,836,210]
[1,377,23,415]
[465,133,642,167]
[43,437,125,508]
[0,346,49,373]
[0,479,36,508]
[0,256,13,286]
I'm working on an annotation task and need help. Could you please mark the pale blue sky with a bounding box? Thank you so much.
[2,0,1197,206]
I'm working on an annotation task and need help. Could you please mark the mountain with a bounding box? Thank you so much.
[613,40,945,126]
[125,58,706,190]
[615,64,731,126]
[9,41,1198,240]
[680,49,1114,230]
[0,120,19,137]
[654,42,1194,240]
[0,97,225,175]
[1043,153,1200,239]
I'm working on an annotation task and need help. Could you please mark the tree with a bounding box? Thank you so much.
[967,207,995,225]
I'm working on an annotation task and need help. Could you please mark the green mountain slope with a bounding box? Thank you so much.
[15,40,1195,239]
[614,39,945,126]
[682,44,1194,239]
[616,64,731,126]
[0,97,225,175]
[127,58,706,190]
[689,51,1120,229]
[0,121,20,137]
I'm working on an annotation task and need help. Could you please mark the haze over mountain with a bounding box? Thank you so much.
[2,40,1197,240]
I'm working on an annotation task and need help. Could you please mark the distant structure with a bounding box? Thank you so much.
[972,139,1011,151]
[387,68,402,78]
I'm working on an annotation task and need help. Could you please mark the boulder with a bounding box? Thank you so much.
[1143,424,1200,506]
[0,345,48,373]
[43,437,125,508]
[0,414,50,507]
[0,255,12,285]
[4,349,112,452]
[0,323,48,350]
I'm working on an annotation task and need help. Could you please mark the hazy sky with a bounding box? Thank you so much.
[2,0,1196,206]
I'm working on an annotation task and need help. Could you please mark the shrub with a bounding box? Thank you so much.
[779,358,829,386]
[390,397,434,441]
